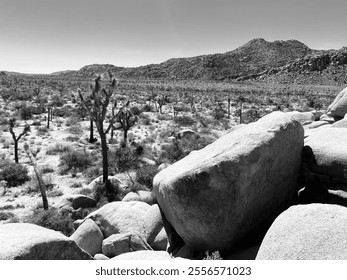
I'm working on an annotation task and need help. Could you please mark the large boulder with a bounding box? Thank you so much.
[84,201,150,238]
[256,204,347,260]
[332,119,347,128]
[327,87,347,118]
[70,218,104,257]
[153,111,304,251]
[144,204,164,245]
[58,195,97,210]
[286,111,315,124]
[0,223,92,260]
[304,127,347,187]
[102,233,152,258]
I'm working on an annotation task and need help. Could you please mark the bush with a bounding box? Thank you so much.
[136,165,159,189]
[159,142,186,164]
[59,149,94,174]
[0,161,30,187]
[46,144,72,155]
[24,208,74,236]
[69,182,83,188]
[130,106,142,116]
[19,105,33,120]
[36,126,49,136]
[0,211,19,222]
[174,115,196,126]
[141,104,152,112]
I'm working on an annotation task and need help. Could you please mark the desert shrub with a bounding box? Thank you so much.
[83,165,102,179]
[130,106,141,116]
[141,104,152,112]
[69,182,83,188]
[174,115,196,126]
[141,114,151,125]
[65,135,80,142]
[135,165,159,189]
[158,142,186,164]
[47,188,64,197]
[212,106,226,120]
[31,120,41,126]
[19,105,33,120]
[203,250,223,260]
[112,146,141,173]
[54,107,71,118]
[41,166,54,174]
[59,149,94,174]
[24,208,74,236]
[36,126,49,136]
[65,116,79,127]
[91,180,124,205]
[0,161,30,187]
[46,143,72,155]
[67,123,83,136]
[0,211,19,222]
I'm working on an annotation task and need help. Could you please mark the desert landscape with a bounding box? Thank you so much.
[1,0,347,262]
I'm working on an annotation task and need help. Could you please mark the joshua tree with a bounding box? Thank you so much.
[8,118,30,163]
[24,143,48,210]
[78,73,119,183]
[114,103,138,146]
[157,94,167,114]
[236,96,247,124]
[227,97,231,119]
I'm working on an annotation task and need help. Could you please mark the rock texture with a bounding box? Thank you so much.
[0,223,92,260]
[122,190,156,205]
[85,201,150,238]
[70,218,104,256]
[256,204,347,260]
[327,87,347,118]
[153,111,304,251]
[102,233,152,258]
[304,127,347,187]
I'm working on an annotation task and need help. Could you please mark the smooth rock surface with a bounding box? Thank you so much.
[327,87,347,118]
[0,223,92,260]
[85,201,149,238]
[70,218,104,256]
[154,111,304,251]
[111,250,172,260]
[256,204,347,260]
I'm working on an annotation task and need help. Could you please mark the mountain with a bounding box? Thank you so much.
[4,38,347,85]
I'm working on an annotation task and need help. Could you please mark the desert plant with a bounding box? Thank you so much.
[78,73,120,183]
[59,149,93,174]
[24,208,74,236]
[0,160,30,190]
[135,165,159,189]
[8,118,30,163]
[114,106,138,145]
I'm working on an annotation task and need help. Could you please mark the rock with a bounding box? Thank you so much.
[158,163,171,171]
[102,233,152,258]
[153,111,304,251]
[140,157,156,165]
[175,129,197,140]
[151,228,168,251]
[319,114,335,123]
[311,110,324,121]
[111,250,172,260]
[304,127,347,187]
[87,175,127,191]
[256,204,347,260]
[344,113,347,119]
[286,111,315,124]
[122,190,156,205]
[332,119,347,128]
[0,223,92,260]
[144,204,164,245]
[305,120,330,129]
[85,201,149,238]
[327,87,347,118]
[70,219,104,257]
[94,253,109,260]
[73,219,84,230]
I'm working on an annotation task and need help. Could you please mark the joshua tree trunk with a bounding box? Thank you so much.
[47,107,51,129]
[100,133,108,183]
[227,98,231,119]
[89,119,94,143]
[14,141,19,163]
[24,143,48,210]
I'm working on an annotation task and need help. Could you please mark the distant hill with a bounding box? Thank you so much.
[4,38,347,85]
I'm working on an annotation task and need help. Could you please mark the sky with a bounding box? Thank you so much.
[0,0,346,74]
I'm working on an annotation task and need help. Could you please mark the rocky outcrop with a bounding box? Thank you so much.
[122,190,156,205]
[111,250,172,260]
[70,219,104,256]
[304,127,347,188]
[153,111,304,252]
[0,223,92,260]
[256,204,347,260]
[327,87,347,119]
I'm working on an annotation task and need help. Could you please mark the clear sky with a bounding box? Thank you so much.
[1,0,346,74]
